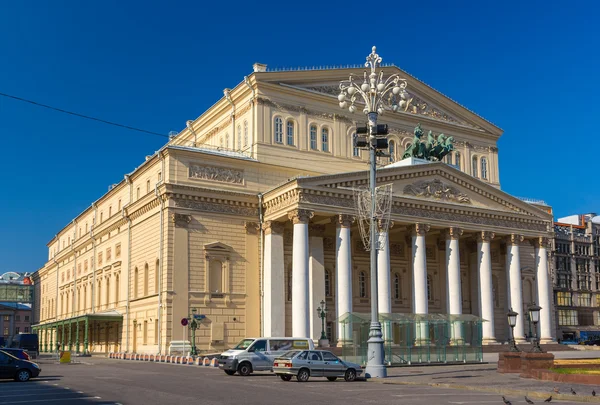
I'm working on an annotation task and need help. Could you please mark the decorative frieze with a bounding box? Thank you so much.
[288,209,314,224]
[172,213,191,228]
[174,198,258,217]
[189,164,244,185]
[404,179,471,204]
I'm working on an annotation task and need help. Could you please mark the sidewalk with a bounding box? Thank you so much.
[370,361,600,403]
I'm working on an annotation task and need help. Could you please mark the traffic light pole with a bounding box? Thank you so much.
[364,111,387,379]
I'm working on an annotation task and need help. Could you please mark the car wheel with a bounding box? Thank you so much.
[296,368,310,382]
[327,377,337,382]
[15,370,31,382]
[279,374,292,381]
[344,369,357,382]
[237,362,252,376]
[224,370,236,376]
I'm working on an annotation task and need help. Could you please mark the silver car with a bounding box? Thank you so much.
[273,350,363,382]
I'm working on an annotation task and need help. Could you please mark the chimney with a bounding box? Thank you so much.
[253,63,267,73]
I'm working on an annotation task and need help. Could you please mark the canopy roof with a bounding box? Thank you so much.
[337,312,485,324]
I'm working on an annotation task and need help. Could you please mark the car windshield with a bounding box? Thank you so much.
[233,339,255,350]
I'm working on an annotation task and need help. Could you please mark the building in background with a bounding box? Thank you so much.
[0,272,33,345]
[552,214,600,342]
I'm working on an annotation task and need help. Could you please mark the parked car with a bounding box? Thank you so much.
[0,348,31,360]
[219,337,315,376]
[0,350,41,382]
[9,334,39,358]
[584,338,600,346]
[273,349,363,382]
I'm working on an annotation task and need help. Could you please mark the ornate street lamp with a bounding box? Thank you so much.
[189,308,199,356]
[528,302,543,353]
[338,46,408,378]
[507,308,520,352]
[317,300,328,344]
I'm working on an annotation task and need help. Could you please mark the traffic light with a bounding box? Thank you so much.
[354,124,389,149]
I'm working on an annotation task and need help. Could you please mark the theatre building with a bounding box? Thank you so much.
[32,58,556,354]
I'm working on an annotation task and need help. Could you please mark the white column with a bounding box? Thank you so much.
[477,231,496,344]
[309,225,325,343]
[377,220,393,315]
[535,237,554,343]
[411,224,430,343]
[334,214,353,345]
[289,209,313,338]
[444,227,463,343]
[263,221,285,337]
[506,234,526,342]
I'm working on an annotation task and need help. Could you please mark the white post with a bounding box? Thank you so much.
[444,227,463,343]
[289,209,313,338]
[309,225,325,343]
[477,231,496,344]
[377,220,393,342]
[263,221,285,337]
[333,214,354,345]
[411,224,430,343]
[535,237,554,343]
[506,234,526,342]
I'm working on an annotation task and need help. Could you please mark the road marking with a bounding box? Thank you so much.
[0,392,80,399]
[393,394,497,397]
[0,397,101,404]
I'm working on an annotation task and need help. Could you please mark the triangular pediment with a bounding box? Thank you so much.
[296,162,552,221]
[203,242,231,252]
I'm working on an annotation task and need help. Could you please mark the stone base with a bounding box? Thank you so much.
[540,338,556,344]
[497,352,522,373]
[318,338,330,348]
[482,338,500,345]
[519,352,555,378]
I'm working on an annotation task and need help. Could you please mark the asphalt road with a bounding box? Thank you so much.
[0,357,587,405]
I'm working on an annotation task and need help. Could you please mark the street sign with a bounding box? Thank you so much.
[181,318,188,326]
[193,314,206,320]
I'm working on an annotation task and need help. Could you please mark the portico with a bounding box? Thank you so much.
[261,161,554,345]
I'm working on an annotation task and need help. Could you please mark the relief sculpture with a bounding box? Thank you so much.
[189,164,243,184]
[403,179,471,204]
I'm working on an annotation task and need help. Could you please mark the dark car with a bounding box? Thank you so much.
[0,348,31,360]
[9,334,39,357]
[0,350,41,382]
[584,338,600,346]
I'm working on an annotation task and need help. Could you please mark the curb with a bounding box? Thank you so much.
[368,378,600,403]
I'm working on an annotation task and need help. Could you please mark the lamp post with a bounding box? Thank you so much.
[528,302,543,353]
[338,46,408,378]
[189,308,199,356]
[317,300,327,344]
[507,308,520,352]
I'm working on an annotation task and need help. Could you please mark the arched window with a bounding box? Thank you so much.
[446,153,453,165]
[144,263,149,296]
[325,270,331,297]
[243,120,248,146]
[359,271,367,298]
[455,152,461,170]
[322,127,330,152]
[394,273,401,300]
[134,267,138,299]
[286,120,294,146]
[209,260,223,293]
[309,125,318,150]
[427,275,433,302]
[481,157,488,180]
[237,124,242,150]
[352,132,360,157]
[115,274,119,304]
[389,140,395,162]
[274,117,283,143]
[155,259,160,294]
[472,156,478,178]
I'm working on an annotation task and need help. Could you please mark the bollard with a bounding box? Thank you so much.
[203,357,210,366]
[210,358,219,367]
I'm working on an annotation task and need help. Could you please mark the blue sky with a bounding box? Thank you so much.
[1,1,598,273]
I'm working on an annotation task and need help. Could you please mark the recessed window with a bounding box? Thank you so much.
[481,157,488,180]
[389,140,395,162]
[237,124,242,150]
[243,120,248,146]
[446,153,453,165]
[274,117,283,143]
[146,180,150,193]
[472,156,478,178]
[352,132,360,157]
[322,128,330,152]
[310,125,318,150]
[455,152,461,170]
[286,120,294,146]
[144,263,149,296]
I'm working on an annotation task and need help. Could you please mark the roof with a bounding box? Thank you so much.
[0,302,32,311]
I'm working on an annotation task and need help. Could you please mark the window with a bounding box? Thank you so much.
[115,275,119,304]
[24,315,29,322]
[389,141,395,162]
[579,293,591,307]
[134,267,139,298]
[557,292,572,306]
[310,125,318,150]
[106,277,110,305]
[352,132,359,157]
[146,180,150,194]
[472,156,478,177]
[286,120,294,146]
[394,273,401,300]
[15,315,20,321]
[596,294,600,307]
[249,340,267,352]
[84,259,88,272]
[324,270,331,297]
[359,271,367,298]
[144,263,149,296]
[274,117,283,143]
[558,310,578,326]
[158,172,162,182]
[136,187,140,200]
[24,327,29,333]
[243,120,248,146]
[446,153,453,165]
[155,259,160,294]
[97,280,102,307]
[116,243,121,259]
[98,252,103,267]
[481,157,488,180]
[237,124,242,150]
[322,128,329,152]
[209,260,223,293]
[427,275,433,302]
[15,327,20,334]
[143,321,148,345]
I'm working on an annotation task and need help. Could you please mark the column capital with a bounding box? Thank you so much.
[441,227,463,240]
[288,209,314,225]
[244,221,260,235]
[263,221,285,235]
[331,214,355,228]
[309,224,326,235]
[171,213,191,228]
[504,234,525,246]
[377,219,394,232]
[410,223,430,236]
[531,236,551,249]
[475,231,495,243]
